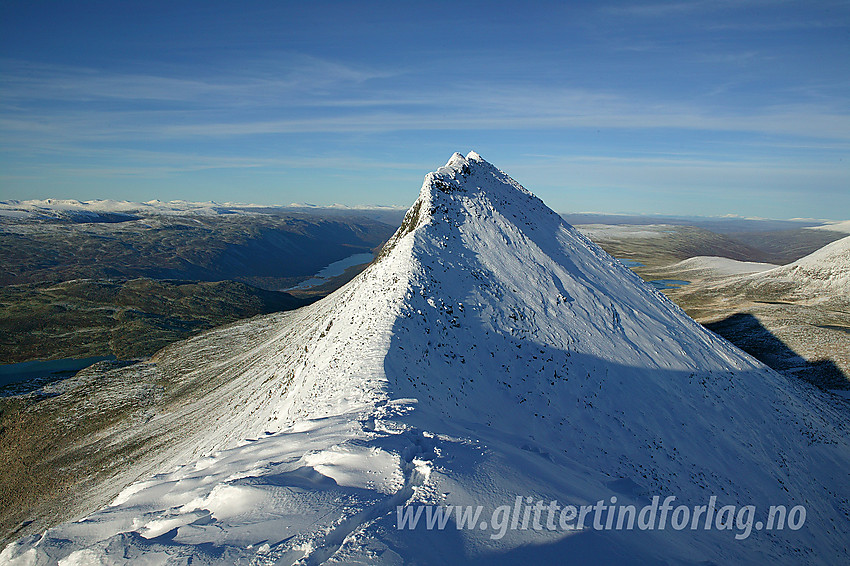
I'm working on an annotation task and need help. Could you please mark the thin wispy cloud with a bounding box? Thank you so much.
[0,56,392,106]
[0,1,847,218]
[708,19,850,32]
[3,64,848,142]
[602,1,716,17]
[602,0,837,20]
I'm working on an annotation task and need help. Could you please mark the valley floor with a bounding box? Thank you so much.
[644,267,849,391]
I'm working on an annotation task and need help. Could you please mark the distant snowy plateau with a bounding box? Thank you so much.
[2,153,848,565]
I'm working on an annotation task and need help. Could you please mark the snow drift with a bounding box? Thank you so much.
[3,152,848,565]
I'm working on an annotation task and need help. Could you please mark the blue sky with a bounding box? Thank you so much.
[1,0,848,219]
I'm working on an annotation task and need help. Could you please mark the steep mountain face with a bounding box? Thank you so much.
[3,153,849,565]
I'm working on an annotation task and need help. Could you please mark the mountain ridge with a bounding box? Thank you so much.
[2,152,848,565]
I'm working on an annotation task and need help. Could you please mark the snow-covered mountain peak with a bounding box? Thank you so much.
[436,150,481,174]
[397,151,558,246]
[425,151,533,200]
[442,151,469,171]
[5,153,849,565]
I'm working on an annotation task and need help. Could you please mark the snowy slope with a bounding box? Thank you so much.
[3,153,849,565]
[761,235,850,291]
[722,235,850,303]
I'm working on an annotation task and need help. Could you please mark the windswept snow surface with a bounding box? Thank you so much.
[3,153,849,565]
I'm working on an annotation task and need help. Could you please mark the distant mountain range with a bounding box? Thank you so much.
[0,202,395,289]
[0,201,397,365]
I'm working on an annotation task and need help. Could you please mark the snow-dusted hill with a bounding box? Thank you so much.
[700,235,850,307]
[3,153,849,565]
[759,235,850,293]
[659,256,778,278]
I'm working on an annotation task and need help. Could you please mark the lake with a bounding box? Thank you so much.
[616,258,645,268]
[290,252,375,290]
[0,356,116,396]
[649,279,691,290]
